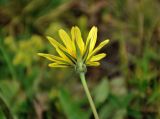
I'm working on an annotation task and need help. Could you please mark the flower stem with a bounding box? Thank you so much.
[79,73,99,119]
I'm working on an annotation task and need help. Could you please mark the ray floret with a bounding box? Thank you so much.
[38,26,109,69]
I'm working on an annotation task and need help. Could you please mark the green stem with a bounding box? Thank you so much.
[0,95,14,119]
[79,73,99,119]
[0,39,17,80]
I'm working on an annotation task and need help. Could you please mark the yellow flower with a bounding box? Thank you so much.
[38,26,109,72]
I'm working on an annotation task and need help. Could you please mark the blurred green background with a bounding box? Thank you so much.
[0,0,160,119]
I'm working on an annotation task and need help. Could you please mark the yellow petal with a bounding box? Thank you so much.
[72,26,85,55]
[58,29,73,53]
[86,61,100,66]
[86,26,96,44]
[89,27,97,52]
[37,53,68,64]
[90,53,106,62]
[71,27,76,57]
[87,39,109,60]
[86,26,97,52]
[71,27,75,41]
[56,47,73,64]
[48,63,69,68]
[47,36,68,52]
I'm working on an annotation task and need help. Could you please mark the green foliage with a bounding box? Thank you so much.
[0,0,160,118]
[59,89,90,119]
[0,111,5,119]
[93,77,109,106]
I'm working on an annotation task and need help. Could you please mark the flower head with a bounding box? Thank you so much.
[38,26,109,73]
